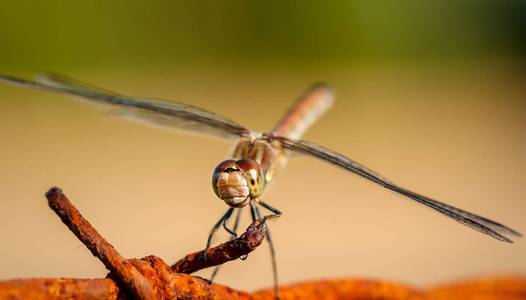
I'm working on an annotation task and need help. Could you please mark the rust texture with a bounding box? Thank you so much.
[2,276,525,300]
[0,278,120,300]
[426,276,526,300]
[253,279,424,300]
[0,187,523,299]
[117,256,253,299]
[253,277,526,299]
[171,218,267,274]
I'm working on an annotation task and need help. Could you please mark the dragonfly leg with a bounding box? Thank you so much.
[222,208,238,239]
[249,200,258,222]
[258,200,283,217]
[210,208,243,281]
[251,201,280,300]
[204,207,234,259]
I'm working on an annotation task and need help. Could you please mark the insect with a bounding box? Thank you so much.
[0,73,521,298]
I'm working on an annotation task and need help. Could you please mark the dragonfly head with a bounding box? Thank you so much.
[212,159,263,207]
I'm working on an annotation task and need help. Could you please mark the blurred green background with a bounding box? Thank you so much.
[0,0,525,292]
[1,0,525,70]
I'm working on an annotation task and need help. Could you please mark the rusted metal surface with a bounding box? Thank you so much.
[2,276,526,300]
[119,256,253,299]
[0,278,120,300]
[426,276,526,300]
[0,187,523,300]
[254,279,424,300]
[172,218,267,274]
[0,276,254,300]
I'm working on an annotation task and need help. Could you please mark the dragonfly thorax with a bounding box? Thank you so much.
[212,159,264,207]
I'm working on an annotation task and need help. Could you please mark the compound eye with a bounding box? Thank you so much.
[212,160,250,207]
[213,160,239,175]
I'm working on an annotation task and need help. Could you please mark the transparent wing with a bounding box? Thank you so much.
[37,72,122,95]
[0,73,251,139]
[272,136,521,243]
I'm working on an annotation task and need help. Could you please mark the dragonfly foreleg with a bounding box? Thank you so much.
[222,208,239,239]
[258,200,283,217]
[205,207,234,254]
[253,203,280,300]
[210,208,243,281]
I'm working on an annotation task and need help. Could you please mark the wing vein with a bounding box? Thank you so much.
[0,73,250,139]
[274,136,520,243]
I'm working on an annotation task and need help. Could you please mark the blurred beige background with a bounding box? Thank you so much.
[0,0,525,293]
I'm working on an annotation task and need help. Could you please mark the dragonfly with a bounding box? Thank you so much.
[0,73,521,298]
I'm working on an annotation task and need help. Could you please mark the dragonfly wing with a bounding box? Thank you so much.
[111,106,245,140]
[0,73,251,139]
[36,72,121,95]
[273,136,521,243]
